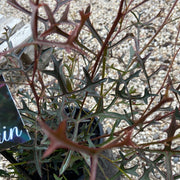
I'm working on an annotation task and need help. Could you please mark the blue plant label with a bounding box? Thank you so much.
[0,75,30,151]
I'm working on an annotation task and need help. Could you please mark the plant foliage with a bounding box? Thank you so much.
[0,0,180,179]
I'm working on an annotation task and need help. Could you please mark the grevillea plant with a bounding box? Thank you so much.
[0,0,180,179]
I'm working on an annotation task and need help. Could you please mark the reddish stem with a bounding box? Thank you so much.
[91,0,125,78]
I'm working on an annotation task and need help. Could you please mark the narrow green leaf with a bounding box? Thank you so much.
[174,107,180,120]
[53,174,65,180]
[83,67,92,85]
[170,87,180,95]
[139,167,151,180]
[125,70,141,84]
[84,5,103,46]
[59,150,73,176]
[122,165,139,176]
[43,56,67,94]
[142,88,157,104]
[34,148,42,177]
[175,175,180,180]
[127,45,135,68]
[0,169,10,177]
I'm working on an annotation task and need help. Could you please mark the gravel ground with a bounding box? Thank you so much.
[0,0,180,180]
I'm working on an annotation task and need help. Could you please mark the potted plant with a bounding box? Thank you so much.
[0,0,180,179]
[13,107,105,180]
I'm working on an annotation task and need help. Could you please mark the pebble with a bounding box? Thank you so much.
[153,133,160,140]
[172,157,179,164]
[106,126,112,134]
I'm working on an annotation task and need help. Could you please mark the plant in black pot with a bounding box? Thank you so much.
[0,0,180,180]
[16,107,104,180]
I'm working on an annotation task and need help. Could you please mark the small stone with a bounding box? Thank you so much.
[173,157,179,164]
[106,126,112,134]
[153,133,159,140]
[162,125,169,131]
[155,173,161,179]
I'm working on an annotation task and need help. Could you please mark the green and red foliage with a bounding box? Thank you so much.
[0,0,180,179]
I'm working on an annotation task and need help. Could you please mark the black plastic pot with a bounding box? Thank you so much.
[64,107,104,145]
[26,107,104,180]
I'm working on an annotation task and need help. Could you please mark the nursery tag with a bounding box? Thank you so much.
[0,75,30,151]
